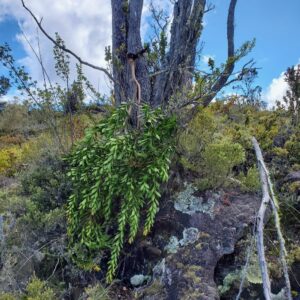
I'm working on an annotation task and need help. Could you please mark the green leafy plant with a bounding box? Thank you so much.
[67,103,176,282]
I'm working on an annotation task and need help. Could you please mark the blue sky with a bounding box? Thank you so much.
[201,0,300,91]
[0,0,299,105]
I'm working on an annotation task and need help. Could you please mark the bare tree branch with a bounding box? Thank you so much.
[252,136,272,300]
[201,0,238,107]
[21,0,115,83]
[258,150,293,300]
[252,137,292,300]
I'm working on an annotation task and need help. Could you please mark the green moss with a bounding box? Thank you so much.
[288,181,300,193]
[246,252,262,284]
[139,280,165,298]
[218,270,241,295]
[272,147,288,157]
[288,246,300,263]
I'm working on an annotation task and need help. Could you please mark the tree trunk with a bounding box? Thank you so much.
[152,0,206,107]
[111,0,206,108]
[111,0,128,106]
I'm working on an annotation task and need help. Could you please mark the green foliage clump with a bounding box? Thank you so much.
[198,138,245,190]
[237,166,260,192]
[0,145,22,175]
[0,277,56,300]
[285,130,300,165]
[218,270,241,296]
[178,108,217,171]
[25,276,56,300]
[20,153,71,211]
[84,284,111,300]
[67,104,176,282]
[0,293,18,300]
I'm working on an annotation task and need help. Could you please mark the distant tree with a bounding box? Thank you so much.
[283,64,300,125]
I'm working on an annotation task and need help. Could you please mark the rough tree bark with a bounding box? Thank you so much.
[111,0,240,108]
[151,0,206,106]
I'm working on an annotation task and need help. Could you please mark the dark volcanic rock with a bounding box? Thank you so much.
[138,184,261,300]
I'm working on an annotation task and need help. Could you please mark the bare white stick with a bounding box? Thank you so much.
[252,137,272,300]
[252,137,292,300]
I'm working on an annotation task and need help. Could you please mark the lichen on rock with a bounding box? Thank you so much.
[130,274,151,287]
[174,183,216,218]
[164,236,179,254]
[164,228,199,254]
[179,227,199,246]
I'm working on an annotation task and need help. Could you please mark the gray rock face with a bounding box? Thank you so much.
[139,185,261,300]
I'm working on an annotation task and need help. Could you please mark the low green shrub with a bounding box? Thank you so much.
[25,276,56,300]
[178,108,217,171]
[197,138,245,190]
[20,153,71,212]
[237,166,260,192]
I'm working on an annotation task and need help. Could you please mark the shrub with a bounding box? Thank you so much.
[285,131,300,165]
[0,145,22,175]
[25,276,56,300]
[178,108,217,171]
[67,104,176,282]
[0,293,18,300]
[20,153,71,212]
[237,166,260,192]
[198,138,245,190]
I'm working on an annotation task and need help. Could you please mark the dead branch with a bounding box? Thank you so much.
[252,136,272,300]
[201,0,237,107]
[260,160,292,300]
[21,0,115,83]
[178,59,257,110]
[252,136,292,300]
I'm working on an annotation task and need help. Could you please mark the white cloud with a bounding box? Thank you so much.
[264,72,288,108]
[0,0,113,95]
[264,59,300,108]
